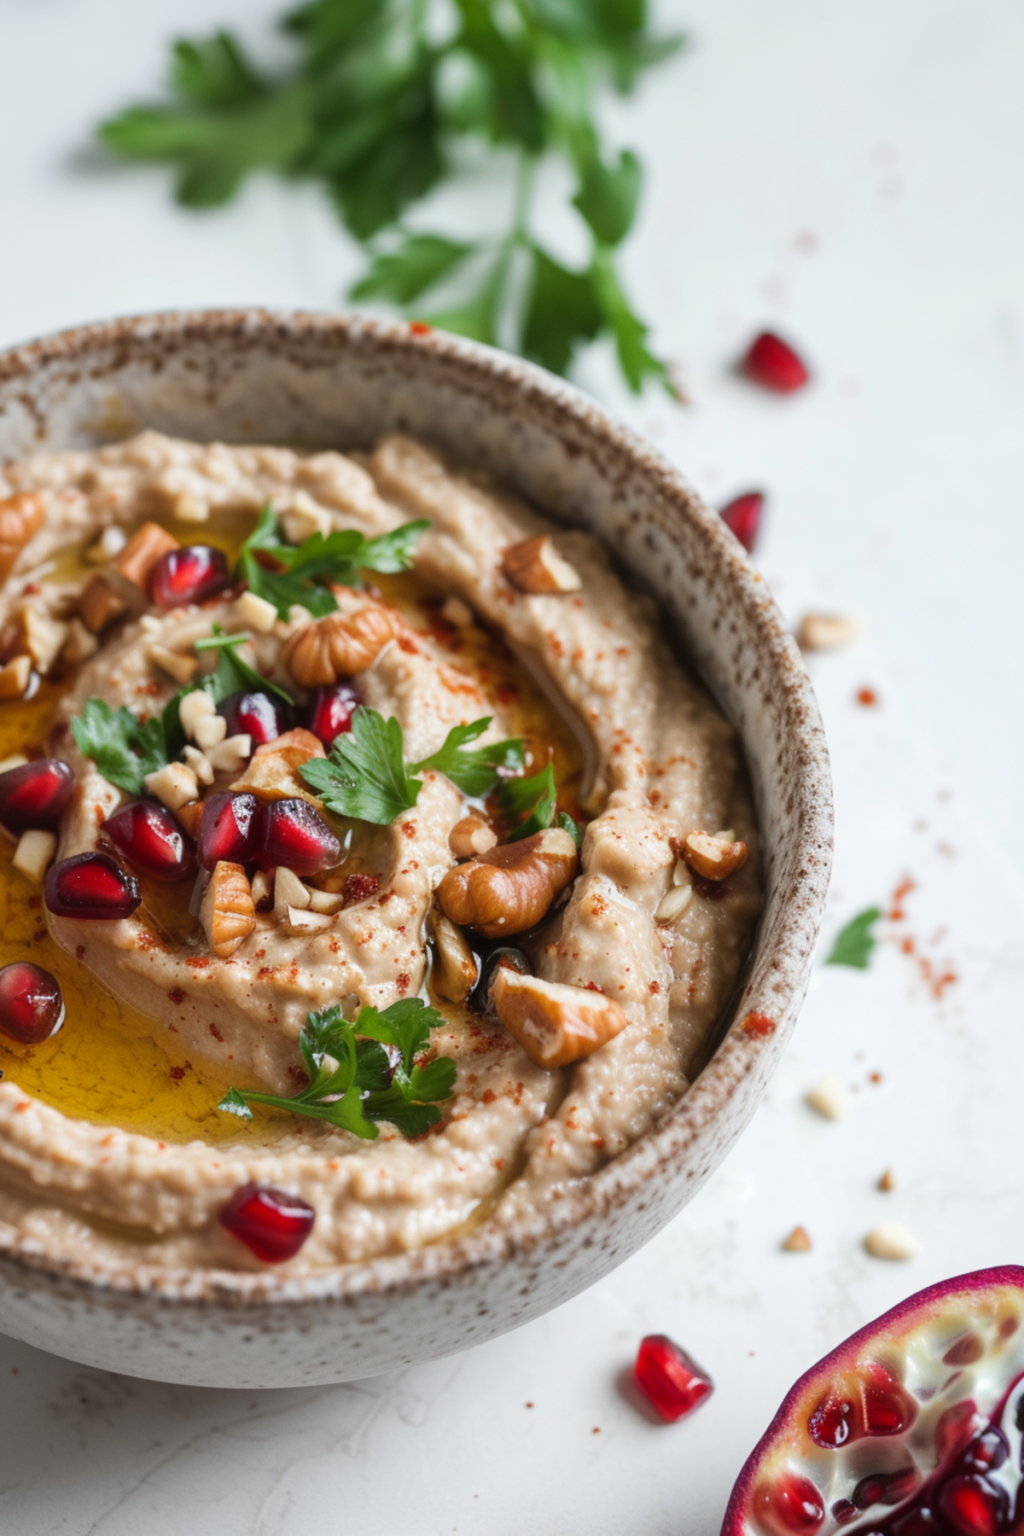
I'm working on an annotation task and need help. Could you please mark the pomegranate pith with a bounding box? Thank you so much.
[720,492,765,554]
[721,1268,1024,1536]
[257,798,341,876]
[633,1334,714,1423]
[0,758,75,834]
[219,1182,314,1263]
[103,799,196,883]
[150,545,228,609]
[218,690,292,747]
[0,961,64,1044]
[740,331,811,393]
[44,852,140,920]
[305,683,360,747]
[197,792,260,870]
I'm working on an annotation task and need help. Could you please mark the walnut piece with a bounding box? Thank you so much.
[492,969,630,1068]
[428,908,479,1003]
[436,826,578,939]
[679,830,748,882]
[0,492,44,582]
[501,535,581,595]
[284,604,399,687]
[113,522,178,589]
[78,574,129,635]
[0,656,30,699]
[9,604,69,675]
[231,728,325,803]
[200,861,256,959]
[796,613,860,652]
[448,813,497,858]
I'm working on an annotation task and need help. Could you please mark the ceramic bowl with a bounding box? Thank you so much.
[0,310,832,1388]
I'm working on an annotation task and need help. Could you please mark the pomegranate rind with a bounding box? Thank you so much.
[721,1267,1024,1536]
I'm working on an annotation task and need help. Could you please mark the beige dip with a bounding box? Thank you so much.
[0,431,760,1272]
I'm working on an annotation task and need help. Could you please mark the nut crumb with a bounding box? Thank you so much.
[865,1222,919,1261]
[878,1168,895,1192]
[782,1225,812,1252]
[805,1073,847,1121]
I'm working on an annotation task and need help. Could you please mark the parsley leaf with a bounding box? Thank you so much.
[497,761,584,844]
[193,626,294,704]
[70,699,169,796]
[299,706,524,824]
[236,504,428,619]
[219,998,456,1138]
[96,0,683,395]
[825,906,883,970]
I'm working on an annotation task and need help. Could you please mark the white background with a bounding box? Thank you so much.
[1,2,1023,1532]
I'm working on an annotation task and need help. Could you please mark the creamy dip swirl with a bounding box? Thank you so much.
[0,431,760,1271]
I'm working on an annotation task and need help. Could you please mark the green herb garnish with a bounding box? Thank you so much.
[497,760,582,845]
[96,0,683,395]
[69,698,172,796]
[299,705,524,824]
[237,504,428,619]
[219,998,456,1138]
[825,906,883,970]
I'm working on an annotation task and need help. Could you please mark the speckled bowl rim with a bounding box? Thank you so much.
[0,309,833,1308]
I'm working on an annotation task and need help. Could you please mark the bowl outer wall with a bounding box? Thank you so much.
[0,310,832,1388]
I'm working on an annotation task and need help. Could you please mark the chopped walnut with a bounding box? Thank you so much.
[284,604,399,686]
[8,605,69,676]
[113,522,178,590]
[796,613,860,652]
[0,492,44,582]
[0,656,31,700]
[492,969,630,1068]
[679,830,748,882]
[448,813,497,858]
[231,728,325,803]
[144,761,199,811]
[200,861,256,959]
[147,642,197,685]
[501,535,581,595]
[428,908,479,1003]
[436,826,578,939]
[12,829,57,884]
[235,590,278,633]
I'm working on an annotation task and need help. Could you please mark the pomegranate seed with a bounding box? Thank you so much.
[862,1364,918,1436]
[943,1334,985,1367]
[751,1474,826,1536]
[305,683,360,747]
[103,800,196,883]
[150,545,228,609]
[936,1475,1008,1536]
[219,1182,314,1263]
[809,1364,916,1449]
[741,330,811,392]
[937,1401,981,1461]
[852,1468,919,1510]
[957,1429,1009,1476]
[0,758,75,834]
[0,961,64,1044]
[257,798,341,877]
[720,491,764,554]
[809,1393,854,1448]
[831,1502,858,1526]
[45,852,140,920]
[633,1334,713,1423]
[218,690,292,747]
[197,792,260,871]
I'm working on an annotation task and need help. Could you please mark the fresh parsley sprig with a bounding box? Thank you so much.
[219,998,456,1139]
[96,0,684,395]
[825,906,883,970]
[237,504,428,620]
[497,760,582,847]
[300,706,524,824]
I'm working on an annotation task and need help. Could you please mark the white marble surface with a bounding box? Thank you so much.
[2,1,1024,1531]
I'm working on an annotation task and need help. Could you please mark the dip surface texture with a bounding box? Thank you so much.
[0,432,760,1272]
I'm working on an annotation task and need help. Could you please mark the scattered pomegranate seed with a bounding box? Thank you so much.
[0,961,65,1044]
[305,682,360,747]
[750,1473,826,1536]
[740,330,811,392]
[719,492,765,554]
[197,792,260,870]
[102,799,196,883]
[0,758,75,834]
[633,1334,713,1423]
[149,545,229,609]
[44,852,140,920]
[257,798,341,876]
[218,690,292,747]
[219,1182,315,1263]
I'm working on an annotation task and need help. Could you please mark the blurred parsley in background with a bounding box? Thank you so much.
[98,0,684,394]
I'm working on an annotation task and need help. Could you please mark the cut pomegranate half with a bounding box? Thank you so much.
[721,1267,1024,1536]
[0,758,75,834]
[720,492,765,554]
[257,798,341,876]
[217,690,292,747]
[634,1334,714,1422]
[102,799,196,883]
[149,545,229,609]
[305,682,360,747]
[0,961,64,1044]
[44,852,141,920]
[740,331,811,393]
[197,791,261,871]
[219,1182,315,1263]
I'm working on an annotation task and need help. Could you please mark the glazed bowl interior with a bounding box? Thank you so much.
[0,312,832,1387]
